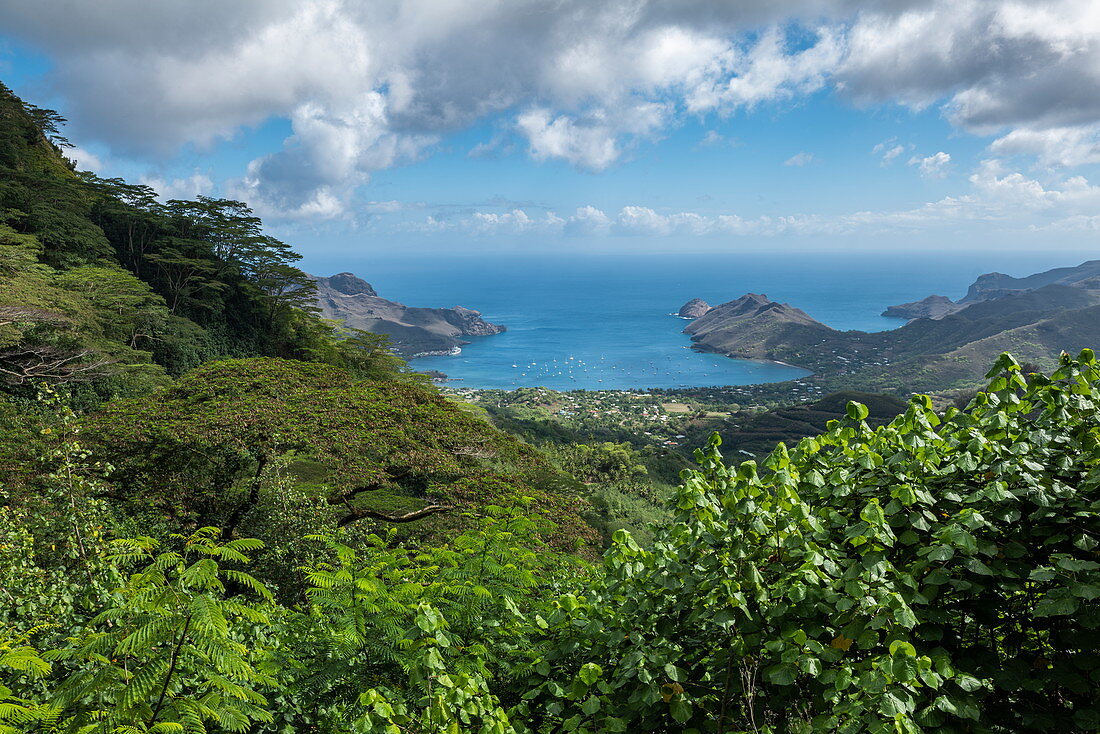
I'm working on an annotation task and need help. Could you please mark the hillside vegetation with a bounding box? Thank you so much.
[5,341,1099,732]
[687,282,1100,394]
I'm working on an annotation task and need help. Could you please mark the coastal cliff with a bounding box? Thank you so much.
[883,259,1100,319]
[313,272,505,357]
[959,259,1100,303]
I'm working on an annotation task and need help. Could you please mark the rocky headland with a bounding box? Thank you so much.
[882,259,1100,320]
[312,272,505,357]
[678,262,1100,393]
[882,295,962,321]
[677,298,712,319]
[684,293,830,360]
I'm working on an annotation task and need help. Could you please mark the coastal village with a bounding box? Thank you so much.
[446,378,827,451]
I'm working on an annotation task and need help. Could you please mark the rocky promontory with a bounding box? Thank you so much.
[959,260,1100,303]
[683,268,1100,393]
[882,295,961,321]
[677,298,711,319]
[312,272,505,357]
[683,293,832,360]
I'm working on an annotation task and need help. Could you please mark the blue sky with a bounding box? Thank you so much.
[2,1,1099,262]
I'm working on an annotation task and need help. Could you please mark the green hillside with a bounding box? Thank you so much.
[81,358,597,552]
[0,82,432,404]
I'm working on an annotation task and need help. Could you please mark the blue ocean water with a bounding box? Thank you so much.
[303,250,1089,390]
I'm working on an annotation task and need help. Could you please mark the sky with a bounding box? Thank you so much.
[1,0,1099,260]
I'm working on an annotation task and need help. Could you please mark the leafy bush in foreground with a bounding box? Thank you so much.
[521,351,1100,732]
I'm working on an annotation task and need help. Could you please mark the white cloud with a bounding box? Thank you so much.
[467,134,514,159]
[698,130,729,148]
[407,160,1100,239]
[617,206,673,235]
[966,158,1100,213]
[873,139,907,165]
[564,205,613,236]
[784,152,815,166]
[684,25,842,113]
[67,146,104,172]
[989,124,1100,167]
[139,172,215,200]
[909,151,951,179]
[227,94,438,219]
[516,109,621,172]
[516,102,668,171]
[839,0,1100,165]
[7,0,1100,220]
[363,200,407,213]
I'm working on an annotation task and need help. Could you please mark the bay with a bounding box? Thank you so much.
[302,249,1086,390]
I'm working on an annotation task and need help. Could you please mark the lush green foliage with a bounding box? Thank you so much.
[517,351,1100,732]
[45,529,276,733]
[78,358,599,560]
[5,351,1099,732]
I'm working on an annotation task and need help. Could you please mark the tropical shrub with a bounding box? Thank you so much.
[519,351,1100,732]
[45,528,276,733]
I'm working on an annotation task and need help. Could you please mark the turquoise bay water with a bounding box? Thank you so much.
[303,250,1087,390]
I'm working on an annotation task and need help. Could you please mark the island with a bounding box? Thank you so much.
[312,272,505,357]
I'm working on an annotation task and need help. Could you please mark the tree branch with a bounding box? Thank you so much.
[337,504,452,527]
[0,346,113,384]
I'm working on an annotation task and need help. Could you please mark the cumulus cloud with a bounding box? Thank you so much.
[67,146,104,173]
[838,0,1100,164]
[909,151,952,179]
[6,0,1100,219]
[470,208,567,233]
[519,109,629,171]
[989,124,1100,167]
[683,25,842,113]
[564,205,613,236]
[227,94,438,219]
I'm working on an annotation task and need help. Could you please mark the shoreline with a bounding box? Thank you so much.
[687,342,817,376]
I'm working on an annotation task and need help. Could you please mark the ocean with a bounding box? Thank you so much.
[302,250,1090,391]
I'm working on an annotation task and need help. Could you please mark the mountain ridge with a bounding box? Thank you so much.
[681,277,1100,393]
[313,272,505,357]
[882,259,1100,321]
